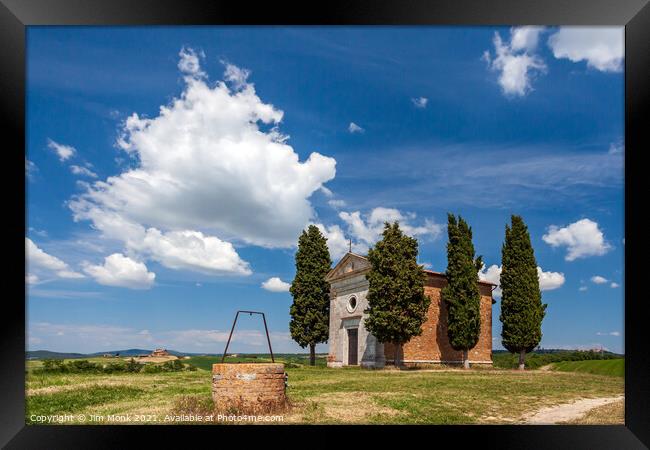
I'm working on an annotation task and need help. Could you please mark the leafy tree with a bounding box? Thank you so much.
[67,360,101,373]
[171,359,185,371]
[125,357,142,373]
[41,359,62,372]
[143,363,163,374]
[500,215,547,370]
[290,225,332,366]
[103,362,126,373]
[364,222,429,367]
[442,214,483,369]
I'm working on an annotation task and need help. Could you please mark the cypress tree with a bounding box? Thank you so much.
[364,222,429,368]
[442,214,483,369]
[289,225,332,366]
[499,215,547,370]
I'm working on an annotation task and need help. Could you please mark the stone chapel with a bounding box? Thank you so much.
[325,252,496,368]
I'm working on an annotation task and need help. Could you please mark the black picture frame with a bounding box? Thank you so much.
[2,0,648,447]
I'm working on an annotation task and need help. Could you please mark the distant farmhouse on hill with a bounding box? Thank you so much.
[326,252,496,368]
[150,348,170,357]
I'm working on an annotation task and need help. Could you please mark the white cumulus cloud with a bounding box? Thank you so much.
[483,26,547,97]
[26,158,38,179]
[68,48,337,276]
[610,282,620,288]
[314,208,442,263]
[542,218,612,261]
[536,267,566,291]
[478,264,504,297]
[327,199,347,210]
[596,331,621,337]
[70,165,98,178]
[348,122,364,133]
[178,47,205,78]
[510,26,545,52]
[548,27,623,72]
[478,263,565,298]
[138,228,251,276]
[339,207,443,249]
[47,139,76,162]
[608,142,624,155]
[66,210,251,276]
[591,275,608,284]
[261,277,291,292]
[26,238,68,272]
[26,238,84,281]
[320,186,334,197]
[312,223,363,262]
[223,61,251,89]
[82,253,155,290]
[411,97,428,108]
[56,270,86,279]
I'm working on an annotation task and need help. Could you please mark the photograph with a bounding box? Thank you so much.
[24,25,626,426]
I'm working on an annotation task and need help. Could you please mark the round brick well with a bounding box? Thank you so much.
[212,363,287,412]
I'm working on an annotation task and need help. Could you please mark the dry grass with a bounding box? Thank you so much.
[26,361,624,425]
[523,396,624,424]
[288,367,623,424]
[27,379,139,396]
[284,391,403,423]
[26,371,209,424]
[560,399,625,425]
[135,355,178,363]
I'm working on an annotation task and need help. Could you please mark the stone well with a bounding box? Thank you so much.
[212,363,286,411]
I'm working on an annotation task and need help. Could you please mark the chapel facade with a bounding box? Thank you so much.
[326,252,495,368]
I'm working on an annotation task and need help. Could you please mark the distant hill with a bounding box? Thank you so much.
[26,349,223,360]
[88,349,154,357]
[86,349,222,357]
[29,348,623,360]
[26,350,89,360]
[493,349,623,357]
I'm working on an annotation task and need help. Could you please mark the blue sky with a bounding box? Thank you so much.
[26,26,624,354]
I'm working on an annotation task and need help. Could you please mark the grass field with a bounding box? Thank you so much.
[184,354,325,370]
[549,359,624,377]
[25,355,624,425]
[492,350,622,370]
[27,357,112,370]
[561,399,625,425]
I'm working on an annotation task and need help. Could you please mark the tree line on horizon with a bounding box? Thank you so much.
[289,214,547,370]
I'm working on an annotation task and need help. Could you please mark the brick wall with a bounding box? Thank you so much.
[212,363,286,410]
[384,275,493,364]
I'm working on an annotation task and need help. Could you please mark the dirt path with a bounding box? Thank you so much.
[524,395,624,424]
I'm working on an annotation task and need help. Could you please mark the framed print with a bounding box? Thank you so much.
[2,0,649,447]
